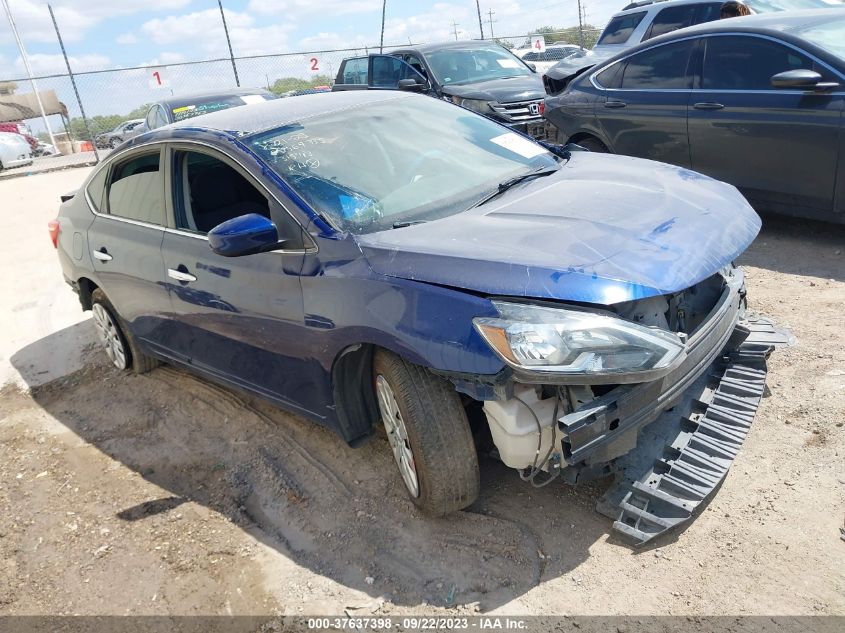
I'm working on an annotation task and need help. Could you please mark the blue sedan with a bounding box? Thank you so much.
[51,90,784,544]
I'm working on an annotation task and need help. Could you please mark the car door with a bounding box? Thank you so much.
[367,54,429,91]
[596,38,697,167]
[687,34,843,215]
[158,144,317,414]
[86,147,172,347]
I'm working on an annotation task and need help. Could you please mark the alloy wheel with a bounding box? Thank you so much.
[375,374,420,498]
[92,303,128,369]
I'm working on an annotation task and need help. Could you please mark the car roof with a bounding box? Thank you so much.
[613,0,719,16]
[407,40,510,53]
[155,87,273,108]
[652,6,845,36]
[165,90,416,137]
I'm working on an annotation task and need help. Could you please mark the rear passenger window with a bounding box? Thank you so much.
[620,40,694,89]
[702,36,817,90]
[596,63,624,89]
[85,165,108,212]
[342,57,368,84]
[107,151,165,225]
[597,11,647,45]
[175,151,270,234]
[644,5,697,41]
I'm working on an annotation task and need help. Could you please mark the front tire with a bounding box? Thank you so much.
[575,135,609,153]
[373,349,480,516]
[91,288,159,374]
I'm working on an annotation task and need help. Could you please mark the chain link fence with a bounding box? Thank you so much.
[0,27,604,164]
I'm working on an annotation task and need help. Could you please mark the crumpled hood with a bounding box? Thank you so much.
[440,75,544,103]
[356,153,761,305]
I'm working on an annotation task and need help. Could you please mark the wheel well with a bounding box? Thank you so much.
[332,343,379,446]
[568,132,607,148]
[77,277,99,311]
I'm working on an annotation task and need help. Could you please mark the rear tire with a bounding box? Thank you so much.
[574,135,609,153]
[91,288,159,374]
[373,349,480,516]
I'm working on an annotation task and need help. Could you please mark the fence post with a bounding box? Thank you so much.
[1,0,57,147]
[379,0,387,53]
[47,3,98,161]
[218,0,241,87]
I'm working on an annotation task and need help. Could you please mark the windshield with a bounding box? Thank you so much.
[247,95,557,234]
[746,0,834,11]
[424,45,533,86]
[792,15,845,60]
[170,93,275,122]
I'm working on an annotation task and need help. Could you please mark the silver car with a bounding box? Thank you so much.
[0,131,33,170]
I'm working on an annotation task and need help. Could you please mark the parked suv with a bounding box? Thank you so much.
[543,0,837,95]
[333,42,546,136]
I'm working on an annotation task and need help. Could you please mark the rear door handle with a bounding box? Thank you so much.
[604,99,627,109]
[92,248,112,262]
[168,268,197,283]
[693,102,725,110]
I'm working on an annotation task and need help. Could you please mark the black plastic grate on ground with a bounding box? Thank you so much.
[595,318,792,546]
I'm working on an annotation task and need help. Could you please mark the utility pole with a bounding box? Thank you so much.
[450,19,460,41]
[487,9,496,39]
[379,0,386,52]
[1,0,56,147]
[577,0,586,48]
[475,0,484,39]
[47,3,97,158]
[217,0,240,87]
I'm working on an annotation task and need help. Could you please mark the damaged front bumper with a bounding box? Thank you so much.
[469,268,792,545]
[552,272,792,544]
[596,317,789,545]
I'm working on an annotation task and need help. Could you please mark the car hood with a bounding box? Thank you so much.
[440,75,544,103]
[356,154,760,305]
[546,49,617,82]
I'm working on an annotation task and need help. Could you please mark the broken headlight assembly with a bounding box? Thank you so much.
[473,301,687,383]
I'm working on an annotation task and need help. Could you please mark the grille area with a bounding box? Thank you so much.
[490,99,544,123]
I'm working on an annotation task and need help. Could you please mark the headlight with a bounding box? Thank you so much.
[459,98,492,114]
[473,301,686,380]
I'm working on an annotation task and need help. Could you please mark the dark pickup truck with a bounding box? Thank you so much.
[332,41,547,137]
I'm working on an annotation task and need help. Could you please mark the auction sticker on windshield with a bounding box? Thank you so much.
[490,133,548,159]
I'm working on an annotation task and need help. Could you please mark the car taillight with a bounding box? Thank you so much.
[539,100,545,116]
[48,219,60,249]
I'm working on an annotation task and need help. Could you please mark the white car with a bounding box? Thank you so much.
[0,131,33,170]
[593,0,837,57]
[513,44,584,73]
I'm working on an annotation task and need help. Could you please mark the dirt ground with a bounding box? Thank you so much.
[0,169,843,616]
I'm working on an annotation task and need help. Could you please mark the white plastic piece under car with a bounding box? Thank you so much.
[483,385,559,470]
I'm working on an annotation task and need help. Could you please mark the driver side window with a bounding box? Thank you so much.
[174,150,271,234]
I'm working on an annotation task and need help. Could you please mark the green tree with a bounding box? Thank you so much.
[269,75,334,96]
[523,24,601,49]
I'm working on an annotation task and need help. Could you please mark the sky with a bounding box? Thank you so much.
[0,0,622,75]
[0,0,620,129]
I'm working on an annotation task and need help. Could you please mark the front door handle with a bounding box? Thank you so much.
[92,248,112,262]
[693,102,725,110]
[168,268,197,283]
[605,99,627,109]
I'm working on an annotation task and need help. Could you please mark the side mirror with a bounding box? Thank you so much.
[208,213,281,257]
[397,77,428,92]
[771,69,839,91]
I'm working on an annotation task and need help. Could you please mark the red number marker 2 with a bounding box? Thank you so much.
[310,58,319,71]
